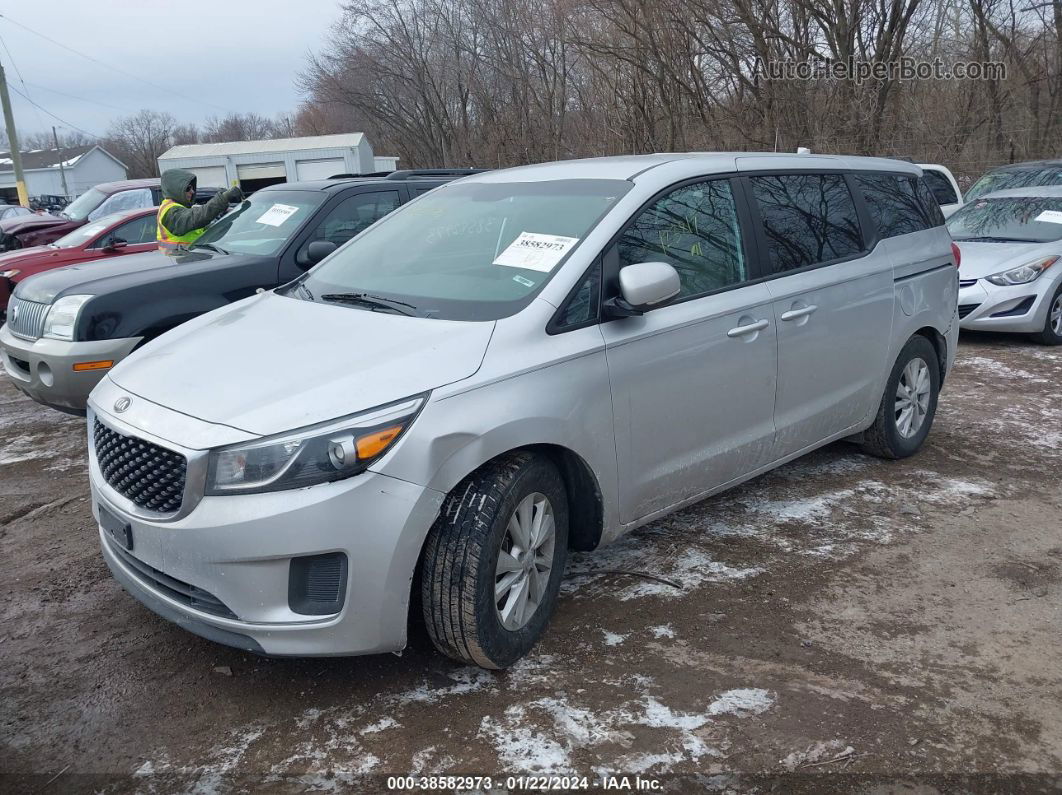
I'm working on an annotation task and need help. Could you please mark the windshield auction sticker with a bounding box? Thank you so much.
[256,203,300,227]
[1034,210,1062,224]
[494,232,579,272]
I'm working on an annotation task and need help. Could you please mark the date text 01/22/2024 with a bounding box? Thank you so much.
[385,775,664,791]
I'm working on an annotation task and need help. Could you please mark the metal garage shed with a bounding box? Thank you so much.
[156,133,399,192]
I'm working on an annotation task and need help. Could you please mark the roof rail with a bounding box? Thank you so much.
[385,168,487,180]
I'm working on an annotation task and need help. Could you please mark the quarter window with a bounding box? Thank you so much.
[555,261,601,329]
[855,173,933,239]
[751,174,863,272]
[914,178,946,227]
[617,179,746,298]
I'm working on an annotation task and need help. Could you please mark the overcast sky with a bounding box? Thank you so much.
[0,1,344,139]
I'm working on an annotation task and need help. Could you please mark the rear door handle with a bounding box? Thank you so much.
[727,319,769,338]
[780,304,818,321]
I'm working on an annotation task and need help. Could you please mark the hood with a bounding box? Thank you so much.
[0,214,75,235]
[0,244,55,268]
[13,248,225,304]
[161,168,196,204]
[108,291,495,437]
[956,240,1058,279]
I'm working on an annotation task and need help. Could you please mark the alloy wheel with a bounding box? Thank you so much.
[495,492,556,631]
[895,357,931,438]
[1051,294,1062,336]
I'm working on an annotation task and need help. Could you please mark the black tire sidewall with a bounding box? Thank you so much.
[1037,282,1062,344]
[881,336,940,456]
[474,458,569,668]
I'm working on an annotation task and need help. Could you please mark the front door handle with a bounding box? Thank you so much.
[727,319,769,338]
[780,304,818,322]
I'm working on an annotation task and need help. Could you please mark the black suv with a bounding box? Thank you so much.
[2,170,480,413]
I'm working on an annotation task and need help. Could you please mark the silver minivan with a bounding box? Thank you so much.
[87,154,959,668]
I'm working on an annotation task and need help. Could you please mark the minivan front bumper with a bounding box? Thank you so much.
[88,401,446,657]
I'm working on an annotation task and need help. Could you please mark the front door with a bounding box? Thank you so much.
[746,172,894,455]
[600,177,777,524]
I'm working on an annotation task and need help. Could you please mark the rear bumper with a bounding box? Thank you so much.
[0,324,141,413]
[958,277,1056,333]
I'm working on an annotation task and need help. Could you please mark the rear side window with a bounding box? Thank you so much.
[617,178,746,299]
[751,174,863,272]
[921,170,958,205]
[914,178,946,227]
[855,173,934,239]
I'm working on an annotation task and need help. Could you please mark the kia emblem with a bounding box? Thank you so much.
[114,397,131,413]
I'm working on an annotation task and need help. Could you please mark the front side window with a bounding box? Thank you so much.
[295,179,630,321]
[87,188,153,222]
[304,191,401,250]
[855,173,933,239]
[191,190,327,256]
[921,170,959,205]
[106,214,156,246]
[617,179,746,298]
[947,196,1062,243]
[752,174,863,272]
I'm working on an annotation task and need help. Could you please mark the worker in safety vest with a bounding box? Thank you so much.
[157,168,242,253]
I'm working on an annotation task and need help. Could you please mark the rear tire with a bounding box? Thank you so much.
[861,335,940,459]
[1030,283,1062,345]
[421,451,569,669]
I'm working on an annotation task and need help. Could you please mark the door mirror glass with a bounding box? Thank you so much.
[305,240,337,266]
[102,236,128,252]
[606,261,680,317]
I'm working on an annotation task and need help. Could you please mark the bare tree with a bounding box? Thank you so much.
[102,110,177,178]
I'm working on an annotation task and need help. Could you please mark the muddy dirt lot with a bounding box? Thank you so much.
[1,333,1061,793]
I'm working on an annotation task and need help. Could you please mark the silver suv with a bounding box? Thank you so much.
[86,153,959,668]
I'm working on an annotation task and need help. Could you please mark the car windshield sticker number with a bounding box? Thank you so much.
[1035,210,1062,224]
[494,232,579,272]
[256,203,300,227]
[512,274,535,288]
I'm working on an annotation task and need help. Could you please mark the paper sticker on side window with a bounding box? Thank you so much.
[1035,210,1062,224]
[256,203,300,227]
[494,232,579,272]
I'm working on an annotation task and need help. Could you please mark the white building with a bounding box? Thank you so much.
[157,133,399,192]
[0,145,128,202]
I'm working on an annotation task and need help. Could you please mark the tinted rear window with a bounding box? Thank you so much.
[855,173,936,239]
[921,170,959,205]
[751,174,863,272]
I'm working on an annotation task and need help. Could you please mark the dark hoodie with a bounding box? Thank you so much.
[159,168,236,237]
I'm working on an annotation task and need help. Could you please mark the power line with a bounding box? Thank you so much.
[0,12,236,115]
[7,85,100,138]
[0,29,46,132]
[24,81,135,115]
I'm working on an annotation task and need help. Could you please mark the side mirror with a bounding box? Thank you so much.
[604,261,681,318]
[102,236,128,252]
[303,240,338,267]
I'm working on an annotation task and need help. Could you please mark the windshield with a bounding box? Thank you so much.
[966,166,1062,202]
[947,196,1062,243]
[50,215,123,248]
[296,179,631,321]
[190,190,325,256]
[61,187,106,221]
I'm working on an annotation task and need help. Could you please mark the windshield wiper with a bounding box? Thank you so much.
[189,242,229,255]
[953,236,1032,243]
[321,292,418,316]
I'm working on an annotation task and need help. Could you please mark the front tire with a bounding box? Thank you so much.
[421,451,569,669]
[1030,282,1062,345]
[861,335,940,459]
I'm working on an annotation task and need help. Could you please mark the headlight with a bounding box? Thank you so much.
[985,256,1059,286]
[42,294,93,340]
[205,395,426,495]
[0,269,19,278]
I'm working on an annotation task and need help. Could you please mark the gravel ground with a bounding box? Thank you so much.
[1,332,1060,793]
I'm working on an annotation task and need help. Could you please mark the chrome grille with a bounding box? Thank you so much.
[7,296,49,340]
[93,419,187,514]
[959,278,978,288]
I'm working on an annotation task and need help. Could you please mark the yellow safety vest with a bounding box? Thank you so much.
[157,199,206,252]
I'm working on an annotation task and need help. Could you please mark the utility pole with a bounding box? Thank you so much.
[0,59,28,207]
[52,126,70,199]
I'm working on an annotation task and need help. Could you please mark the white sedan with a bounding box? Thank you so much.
[950,186,1062,344]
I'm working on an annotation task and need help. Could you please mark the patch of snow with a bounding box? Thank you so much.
[479,706,573,775]
[360,716,399,734]
[650,625,675,639]
[601,630,627,646]
[707,688,775,716]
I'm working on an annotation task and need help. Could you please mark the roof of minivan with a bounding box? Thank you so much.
[464,153,920,183]
[978,185,1062,199]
